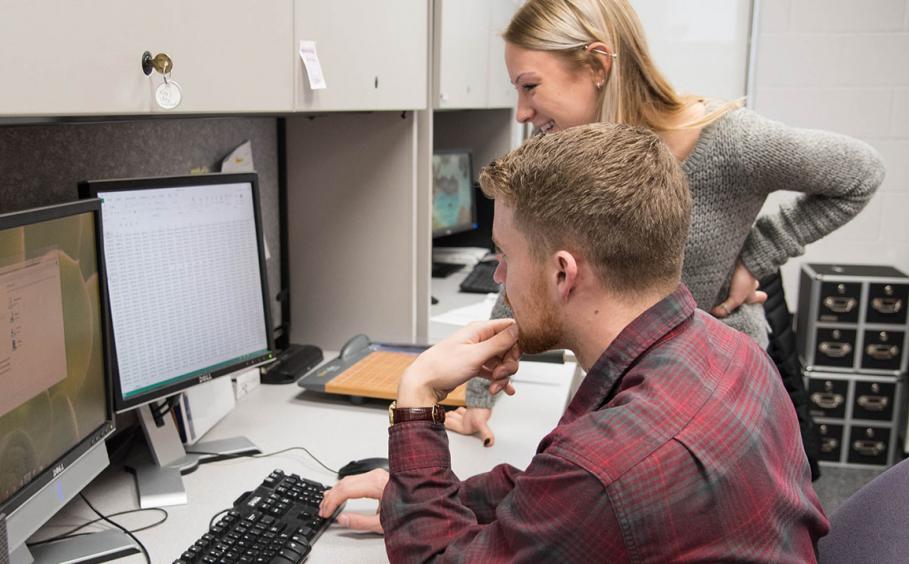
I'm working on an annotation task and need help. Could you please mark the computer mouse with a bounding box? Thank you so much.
[337,457,389,479]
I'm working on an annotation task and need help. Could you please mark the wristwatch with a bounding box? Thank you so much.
[388,401,445,426]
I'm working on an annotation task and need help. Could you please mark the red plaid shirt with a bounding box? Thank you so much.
[381,285,829,563]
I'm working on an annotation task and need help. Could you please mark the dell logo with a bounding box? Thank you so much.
[52,464,65,477]
[199,374,212,383]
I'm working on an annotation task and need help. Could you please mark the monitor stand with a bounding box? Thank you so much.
[17,529,139,564]
[127,403,259,509]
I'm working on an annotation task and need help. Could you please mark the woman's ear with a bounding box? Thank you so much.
[585,41,614,85]
[553,250,579,302]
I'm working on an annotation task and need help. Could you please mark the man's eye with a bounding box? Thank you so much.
[521,84,537,92]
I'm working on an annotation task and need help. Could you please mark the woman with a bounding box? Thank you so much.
[447,0,885,447]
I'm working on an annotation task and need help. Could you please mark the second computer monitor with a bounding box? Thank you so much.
[432,150,477,238]
[80,173,274,412]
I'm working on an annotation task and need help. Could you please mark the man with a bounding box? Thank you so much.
[319,123,828,562]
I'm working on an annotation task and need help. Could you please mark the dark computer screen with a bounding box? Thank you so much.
[80,173,274,412]
[0,199,113,524]
[432,150,477,238]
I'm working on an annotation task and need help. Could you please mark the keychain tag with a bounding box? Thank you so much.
[155,79,182,109]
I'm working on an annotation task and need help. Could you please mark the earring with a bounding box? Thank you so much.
[596,80,604,90]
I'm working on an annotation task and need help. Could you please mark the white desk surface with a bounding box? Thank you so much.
[36,352,575,562]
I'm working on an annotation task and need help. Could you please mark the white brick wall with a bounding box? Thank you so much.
[752,0,909,309]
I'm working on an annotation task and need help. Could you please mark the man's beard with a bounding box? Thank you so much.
[504,274,562,354]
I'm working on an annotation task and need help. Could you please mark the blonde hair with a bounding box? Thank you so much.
[505,0,740,131]
[480,123,691,293]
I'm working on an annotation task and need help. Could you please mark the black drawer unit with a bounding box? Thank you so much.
[852,379,897,422]
[808,371,905,468]
[797,263,909,375]
[846,425,893,466]
[860,329,905,372]
[808,376,848,419]
[816,423,845,463]
[866,282,909,325]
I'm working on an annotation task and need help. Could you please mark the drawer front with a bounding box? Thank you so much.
[860,330,905,372]
[814,328,857,369]
[807,377,849,419]
[852,380,896,421]
[846,426,892,466]
[865,283,908,325]
[818,281,861,323]
[817,423,844,463]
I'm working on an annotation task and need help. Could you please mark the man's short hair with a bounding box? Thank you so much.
[479,123,691,293]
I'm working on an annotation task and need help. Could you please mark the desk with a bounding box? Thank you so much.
[35,359,575,562]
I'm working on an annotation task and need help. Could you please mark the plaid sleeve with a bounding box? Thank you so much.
[381,422,627,563]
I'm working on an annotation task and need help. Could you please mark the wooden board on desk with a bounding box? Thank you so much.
[302,347,467,407]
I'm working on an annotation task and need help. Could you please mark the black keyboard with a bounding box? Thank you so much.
[459,260,501,294]
[174,469,338,564]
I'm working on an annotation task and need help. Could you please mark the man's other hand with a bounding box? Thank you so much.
[318,468,389,535]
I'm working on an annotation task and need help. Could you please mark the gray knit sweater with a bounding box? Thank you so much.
[467,106,886,408]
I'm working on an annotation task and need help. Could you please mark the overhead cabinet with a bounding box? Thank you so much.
[0,0,295,116]
[434,0,518,110]
[294,0,429,112]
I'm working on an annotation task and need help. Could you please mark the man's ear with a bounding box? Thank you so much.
[553,250,579,302]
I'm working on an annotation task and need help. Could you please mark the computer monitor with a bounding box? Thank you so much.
[79,173,275,508]
[432,150,477,238]
[0,200,138,563]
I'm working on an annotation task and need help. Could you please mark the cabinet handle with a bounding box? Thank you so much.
[823,296,857,313]
[865,344,899,360]
[819,437,839,453]
[871,297,903,314]
[852,440,886,457]
[857,395,889,411]
[810,391,844,410]
[818,341,852,358]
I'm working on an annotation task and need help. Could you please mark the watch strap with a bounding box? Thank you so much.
[389,401,445,425]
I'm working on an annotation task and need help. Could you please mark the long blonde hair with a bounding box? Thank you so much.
[505,0,740,131]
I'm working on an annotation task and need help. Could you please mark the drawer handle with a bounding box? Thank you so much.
[810,392,844,410]
[857,395,889,411]
[871,297,903,314]
[819,437,839,454]
[819,341,852,358]
[865,344,899,360]
[823,296,857,313]
[853,440,886,457]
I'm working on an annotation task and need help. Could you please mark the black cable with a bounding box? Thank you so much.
[186,446,338,474]
[209,507,232,529]
[27,507,168,547]
[78,493,152,564]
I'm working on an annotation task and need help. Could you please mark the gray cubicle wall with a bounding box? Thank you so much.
[0,117,282,329]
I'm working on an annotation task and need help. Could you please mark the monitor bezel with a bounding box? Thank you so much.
[432,149,478,239]
[0,199,116,519]
[78,172,275,413]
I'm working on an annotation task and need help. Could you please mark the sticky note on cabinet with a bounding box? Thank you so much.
[299,40,327,90]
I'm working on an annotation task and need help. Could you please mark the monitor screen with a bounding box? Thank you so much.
[432,150,477,238]
[80,173,274,412]
[0,200,114,540]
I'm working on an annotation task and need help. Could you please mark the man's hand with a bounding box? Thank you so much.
[445,407,496,446]
[397,319,520,407]
[318,468,389,535]
[712,261,768,318]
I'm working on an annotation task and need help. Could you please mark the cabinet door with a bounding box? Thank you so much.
[294,0,428,111]
[0,0,294,116]
[486,0,519,108]
[434,0,490,109]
